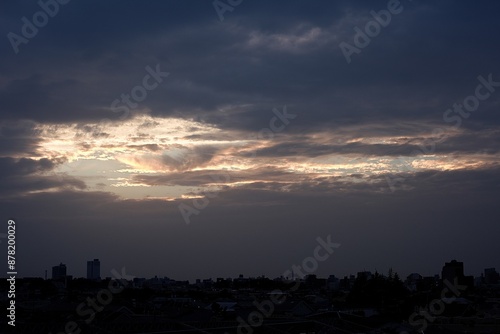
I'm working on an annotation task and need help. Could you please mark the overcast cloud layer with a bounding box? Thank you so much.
[1,0,499,281]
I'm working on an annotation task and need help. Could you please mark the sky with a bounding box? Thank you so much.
[1,0,499,282]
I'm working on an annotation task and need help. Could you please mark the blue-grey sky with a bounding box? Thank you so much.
[1,0,499,281]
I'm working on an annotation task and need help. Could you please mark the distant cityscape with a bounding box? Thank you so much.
[50,258,102,281]
[47,258,499,292]
[2,259,499,333]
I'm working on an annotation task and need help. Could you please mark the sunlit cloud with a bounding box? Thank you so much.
[3,115,494,200]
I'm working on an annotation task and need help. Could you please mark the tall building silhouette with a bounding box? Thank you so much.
[52,263,67,280]
[441,260,464,284]
[87,258,101,280]
[441,259,473,289]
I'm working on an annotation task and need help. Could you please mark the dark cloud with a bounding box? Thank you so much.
[0,157,86,197]
[0,157,58,175]
[0,120,40,156]
[132,166,299,187]
[161,145,222,171]
[246,128,500,158]
[1,1,498,128]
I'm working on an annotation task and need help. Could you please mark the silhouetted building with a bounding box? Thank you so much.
[305,274,317,286]
[87,258,100,280]
[441,260,473,290]
[484,268,499,284]
[52,263,66,280]
[327,275,340,290]
[340,275,356,290]
[442,260,464,284]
